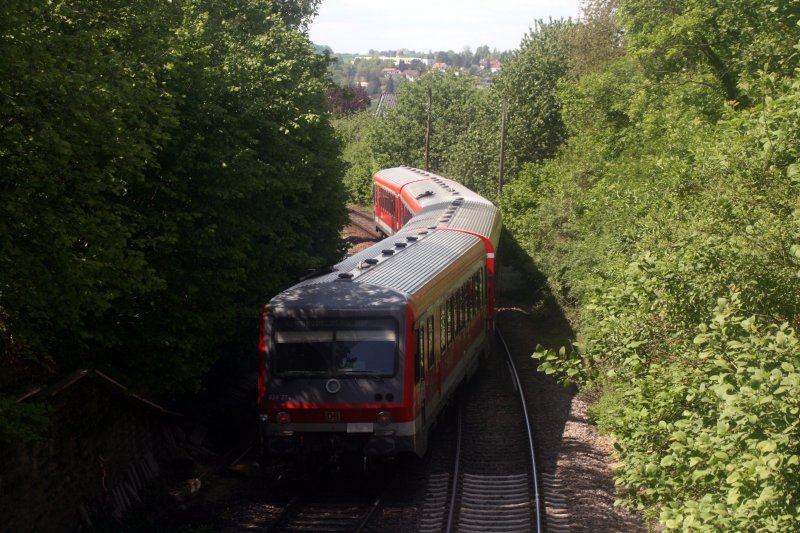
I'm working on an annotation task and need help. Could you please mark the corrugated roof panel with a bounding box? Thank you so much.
[357,231,480,294]
[447,200,501,241]
[375,167,431,188]
[295,230,429,287]
[400,205,447,231]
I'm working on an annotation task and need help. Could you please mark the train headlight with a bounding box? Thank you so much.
[376,411,392,426]
[276,411,291,425]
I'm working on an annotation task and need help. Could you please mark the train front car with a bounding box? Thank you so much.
[259,278,415,460]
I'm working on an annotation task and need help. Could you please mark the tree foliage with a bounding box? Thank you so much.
[495,19,574,176]
[0,0,346,398]
[502,1,800,529]
[326,85,371,117]
[617,0,800,104]
[368,71,503,199]
[334,111,380,206]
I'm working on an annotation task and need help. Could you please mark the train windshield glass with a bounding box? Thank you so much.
[272,318,398,377]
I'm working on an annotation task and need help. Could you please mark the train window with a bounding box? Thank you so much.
[427,316,435,368]
[448,297,455,342]
[272,318,398,377]
[444,300,451,347]
[414,326,423,383]
[400,200,413,226]
[468,275,476,318]
[272,334,329,375]
[458,286,465,332]
[335,330,395,375]
[453,291,460,335]
[477,268,484,309]
[468,280,475,320]
[439,306,447,353]
[377,187,397,219]
[456,291,462,334]
[415,315,436,377]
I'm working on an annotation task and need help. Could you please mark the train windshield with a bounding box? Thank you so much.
[272,318,398,377]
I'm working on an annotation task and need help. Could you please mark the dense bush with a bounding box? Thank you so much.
[513,1,800,527]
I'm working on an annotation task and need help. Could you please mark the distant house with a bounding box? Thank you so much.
[382,67,402,77]
[354,54,431,66]
[431,62,448,71]
[402,70,419,81]
[480,59,503,73]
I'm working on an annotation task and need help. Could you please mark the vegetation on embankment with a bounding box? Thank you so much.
[1,0,347,437]
[334,1,800,529]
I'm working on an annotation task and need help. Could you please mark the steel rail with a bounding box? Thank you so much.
[445,399,464,533]
[497,330,543,533]
[347,207,380,238]
[354,494,384,533]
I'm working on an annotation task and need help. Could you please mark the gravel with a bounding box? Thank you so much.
[497,278,646,533]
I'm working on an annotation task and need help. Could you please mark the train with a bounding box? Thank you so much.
[257,167,501,462]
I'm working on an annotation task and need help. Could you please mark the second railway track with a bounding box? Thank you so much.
[347,207,380,238]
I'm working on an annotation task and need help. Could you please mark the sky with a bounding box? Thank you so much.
[308,0,583,55]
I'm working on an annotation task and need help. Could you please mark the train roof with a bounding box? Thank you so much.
[270,228,483,317]
[373,167,432,188]
[269,281,407,315]
[377,167,501,249]
[269,167,501,319]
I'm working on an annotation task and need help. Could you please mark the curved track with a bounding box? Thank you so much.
[418,332,543,533]
[347,207,380,238]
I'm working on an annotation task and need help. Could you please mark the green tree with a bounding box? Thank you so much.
[495,19,574,178]
[617,0,800,105]
[116,0,346,390]
[0,0,347,398]
[335,112,380,205]
[0,0,179,387]
[270,0,321,31]
[370,71,501,198]
[501,1,800,528]
[568,0,624,76]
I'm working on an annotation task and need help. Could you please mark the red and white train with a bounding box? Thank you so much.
[258,167,501,459]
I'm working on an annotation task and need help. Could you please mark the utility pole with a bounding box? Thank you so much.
[425,87,432,171]
[498,96,507,193]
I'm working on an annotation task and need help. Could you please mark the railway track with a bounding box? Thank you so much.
[347,207,380,238]
[418,331,544,533]
[268,492,382,532]
[265,470,389,532]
